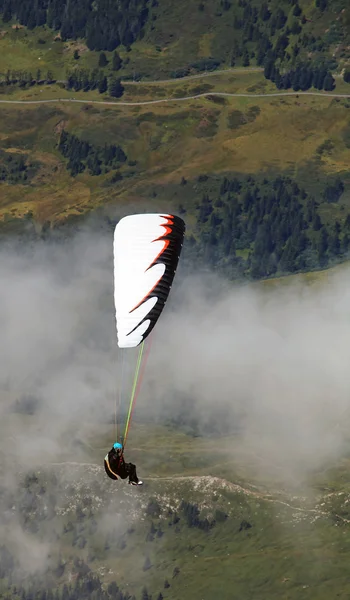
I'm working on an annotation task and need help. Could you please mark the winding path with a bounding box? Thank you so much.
[0,65,349,108]
[0,90,349,107]
[50,461,350,525]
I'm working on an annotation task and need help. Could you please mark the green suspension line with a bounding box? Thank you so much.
[122,341,145,449]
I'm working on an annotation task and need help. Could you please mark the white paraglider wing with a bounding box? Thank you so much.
[113,213,185,348]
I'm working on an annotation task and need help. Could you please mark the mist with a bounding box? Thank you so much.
[1,227,350,501]
[149,270,350,483]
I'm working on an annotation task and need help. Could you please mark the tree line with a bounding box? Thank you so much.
[0,0,150,52]
[0,69,55,88]
[226,0,342,93]
[0,67,125,97]
[66,68,124,97]
[179,500,215,531]
[181,174,348,280]
[170,0,345,90]
[264,58,335,91]
[1,0,348,89]
[0,148,38,184]
[58,130,127,177]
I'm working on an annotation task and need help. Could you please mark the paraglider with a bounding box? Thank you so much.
[104,442,142,485]
[105,213,185,484]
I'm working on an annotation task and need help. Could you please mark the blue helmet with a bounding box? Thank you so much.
[113,442,123,450]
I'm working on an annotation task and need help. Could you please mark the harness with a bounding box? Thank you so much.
[104,454,119,479]
[104,451,124,480]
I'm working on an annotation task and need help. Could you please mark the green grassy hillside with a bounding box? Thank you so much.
[0,89,349,221]
[2,415,350,600]
[0,81,349,279]
[0,0,349,81]
[0,0,349,285]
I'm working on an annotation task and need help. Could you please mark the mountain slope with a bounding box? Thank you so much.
[0,0,348,81]
[2,433,350,600]
[0,88,349,281]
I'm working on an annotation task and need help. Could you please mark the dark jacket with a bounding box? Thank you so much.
[104,447,127,480]
[104,447,139,483]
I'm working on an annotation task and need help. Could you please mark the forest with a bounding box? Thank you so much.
[0,0,348,87]
[180,174,348,280]
[263,56,335,91]
[0,0,150,52]
[66,69,124,97]
[58,131,127,177]
[1,169,348,284]
[0,149,38,183]
[169,0,345,89]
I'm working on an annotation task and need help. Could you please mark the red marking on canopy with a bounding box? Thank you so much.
[129,216,174,313]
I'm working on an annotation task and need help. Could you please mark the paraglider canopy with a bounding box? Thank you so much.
[113,213,185,348]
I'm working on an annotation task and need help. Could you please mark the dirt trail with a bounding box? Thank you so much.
[50,462,350,525]
[0,90,349,108]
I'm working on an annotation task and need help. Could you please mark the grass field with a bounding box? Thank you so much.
[0,74,349,229]
[3,409,350,600]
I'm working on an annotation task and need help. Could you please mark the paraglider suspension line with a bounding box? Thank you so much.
[123,335,153,451]
[116,351,125,442]
[123,341,144,449]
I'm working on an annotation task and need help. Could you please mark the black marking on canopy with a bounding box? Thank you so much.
[126,214,185,343]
